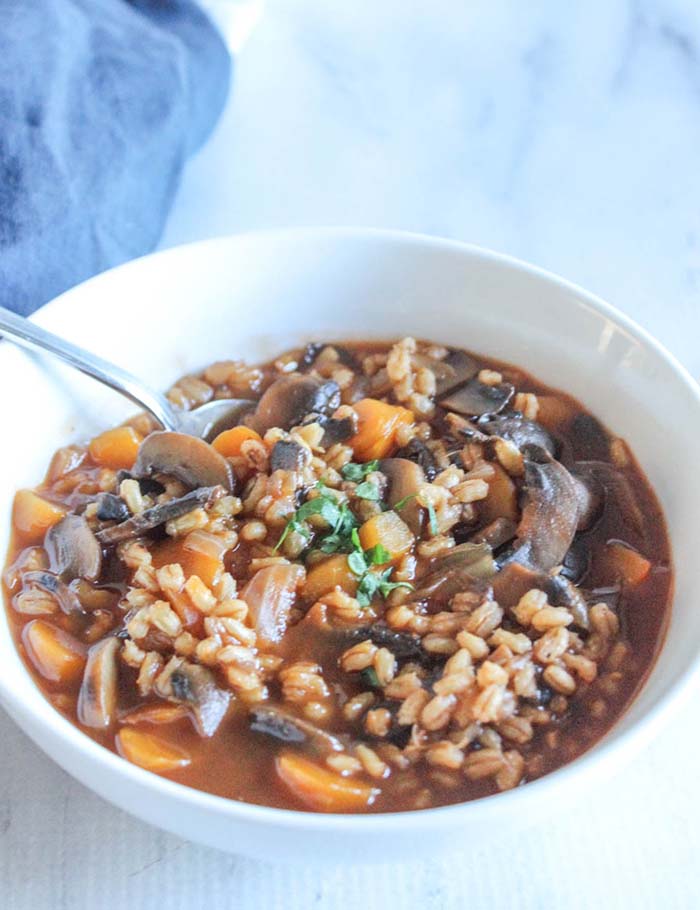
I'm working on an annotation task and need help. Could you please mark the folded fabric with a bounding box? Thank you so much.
[0,0,231,315]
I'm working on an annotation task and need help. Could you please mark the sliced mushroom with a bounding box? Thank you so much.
[417,350,477,396]
[560,536,591,583]
[412,542,496,603]
[132,431,234,492]
[245,375,341,435]
[544,573,590,629]
[440,377,514,417]
[242,564,306,645]
[155,658,231,737]
[95,486,223,545]
[470,517,518,550]
[45,514,102,582]
[570,472,603,531]
[379,457,426,535]
[77,636,119,728]
[491,560,544,607]
[22,570,83,614]
[321,415,356,447]
[269,439,308,472]
[510,446,580,572]
[394,438,440,481]
[249,707,344,753]
[95,493,131,523]
[347,625,423,660]
[574,461,644,534]
[479,413,556,455]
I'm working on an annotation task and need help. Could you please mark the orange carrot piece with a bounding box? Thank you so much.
[604,541,652,587]
[116,727,191,773]
[303,554,358,603]
[154,531,226,589]
[121,704,189,726]
[348,399,414,462]
[212,426,262,457]
[88,426,142,470]
[13,490,66,542]
[276,752,379,812]
[23,620,86,684]
[358,511,414,562]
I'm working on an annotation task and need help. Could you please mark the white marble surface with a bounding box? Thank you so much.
[3,0,700,907]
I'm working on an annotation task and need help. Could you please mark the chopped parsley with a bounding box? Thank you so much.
[426,501,439,536]
[346,531,413,608]
[341,460,379,482]
[275,482,357,552]
[360,666,381,689]
[354,480,381,501]
[274,474,414,608]
[393,492,417,511]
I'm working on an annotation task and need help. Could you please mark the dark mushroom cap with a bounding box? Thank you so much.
[77,636,119,729]
[156,659,231,737]
[513,446,580,572]
[249,706,344,753]
[22,569,83,614]
[132,431,234,492]
[479,413,557,455]
[379,457,426,535]
[440,378,514,417]
[45,514,102,582]
[96,486,223,545]
[418,350,478,396]
[393,438,440,481]
[412,542,496,603]
[269,439,308,472]
[245,375,341,435]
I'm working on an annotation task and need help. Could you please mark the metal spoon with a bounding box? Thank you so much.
[0,306,253,438]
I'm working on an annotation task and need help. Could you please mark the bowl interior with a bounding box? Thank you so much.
[1,229,698,806]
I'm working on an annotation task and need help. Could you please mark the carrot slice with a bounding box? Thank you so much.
[349,399,414,462]
[276,751,379,812]
[89,426,142,470]
[13,490,65,542]
[23,620,86,684]
[155,531,226,588]
[116,727,191,773]
[212,426,262,457]
[121,703,189,726]
[604,541,652,587]
[304,554,358,602]
[359,511,414,562]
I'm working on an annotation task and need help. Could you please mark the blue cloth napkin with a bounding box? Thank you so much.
[0,0,231,315]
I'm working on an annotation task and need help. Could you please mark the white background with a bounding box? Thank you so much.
[3,1,700,907]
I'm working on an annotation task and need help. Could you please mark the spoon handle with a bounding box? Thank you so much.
[0,305,178,430]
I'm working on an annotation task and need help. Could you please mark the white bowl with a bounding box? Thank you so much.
[1,228,699,863]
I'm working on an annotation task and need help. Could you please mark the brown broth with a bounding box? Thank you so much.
[3,341,672,813]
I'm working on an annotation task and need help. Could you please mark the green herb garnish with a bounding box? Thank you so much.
[341,460,379,482]
[275,483,359,553]
[346,532,413,607]
[354,480,381,501]
[355,566,413,607]
[393,493,417,511]
[426,501,439,536]
[360,666,381,689]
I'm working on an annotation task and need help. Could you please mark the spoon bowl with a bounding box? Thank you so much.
[0,304,253,438]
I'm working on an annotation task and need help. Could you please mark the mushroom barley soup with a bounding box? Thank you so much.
[4,339,671,813]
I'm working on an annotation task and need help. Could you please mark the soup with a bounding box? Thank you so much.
[3,338,672,812]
